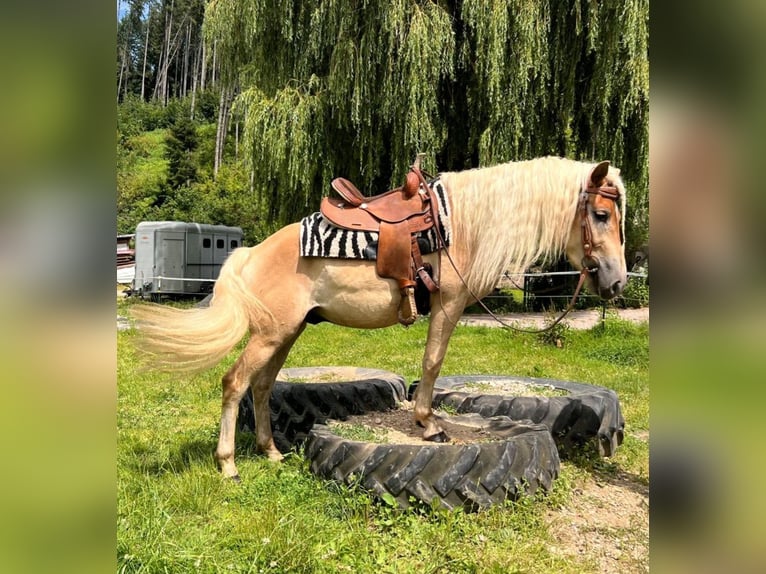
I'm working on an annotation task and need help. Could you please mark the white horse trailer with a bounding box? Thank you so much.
[133,221,243,299]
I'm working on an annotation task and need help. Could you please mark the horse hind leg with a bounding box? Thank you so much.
[216,352,252,480]
[249,326,305,461]
[215,327,305,479]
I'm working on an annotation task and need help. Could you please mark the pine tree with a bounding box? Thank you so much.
[165,114,198,189]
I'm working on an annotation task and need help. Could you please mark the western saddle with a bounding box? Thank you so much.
[320,164,441,325]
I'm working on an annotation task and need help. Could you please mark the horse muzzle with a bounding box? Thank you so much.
[599,276,626,299]
[583,256,626,299]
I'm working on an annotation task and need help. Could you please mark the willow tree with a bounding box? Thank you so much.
[204,0,648,249]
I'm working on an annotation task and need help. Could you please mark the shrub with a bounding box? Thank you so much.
[617,276,650,308]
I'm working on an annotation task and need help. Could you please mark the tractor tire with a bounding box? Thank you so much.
[237,367,560,511]
[237,367,407,452]
[304,418,559,512]
[425,375,625,457]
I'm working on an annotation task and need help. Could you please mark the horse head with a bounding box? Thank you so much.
[565,161,628,299]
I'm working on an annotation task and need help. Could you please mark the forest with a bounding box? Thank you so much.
[117,0,648,252]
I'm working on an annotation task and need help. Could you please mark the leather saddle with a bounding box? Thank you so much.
[320,168,441,325]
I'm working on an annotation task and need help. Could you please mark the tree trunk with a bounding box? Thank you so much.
[117,45,126,103]
[211,40,217,88]
[123,50,131,101]
[182,22,190,98]
[190,41,202,120]
[214,86,232,178]
[200,37,207,92]
[140,20,149,101]
[161,0,175,105]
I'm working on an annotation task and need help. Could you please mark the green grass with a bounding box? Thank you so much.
[328,423,385,443]
[118,314,648,573]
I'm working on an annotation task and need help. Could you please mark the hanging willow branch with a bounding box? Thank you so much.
[235,76,326,221]
[204,0,648,242]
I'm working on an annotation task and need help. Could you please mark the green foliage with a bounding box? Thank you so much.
[118,0,648,261]
[203,0,648,234]
[165,115,199,190]
[464,287,526,314]
[194,89,220,123]
[117,94,173,138]
[117,96,272,242]
[237,78,327,223]
[117,0,207,103]
[617,275,650,308]
[537,319,572,348]
[117,128,170,233]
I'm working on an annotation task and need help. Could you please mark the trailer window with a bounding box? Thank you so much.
[230,240,238,249]
[216,239,225,249]
[203,238,211,248]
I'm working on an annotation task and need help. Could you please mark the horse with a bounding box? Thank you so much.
[132,156,628,480]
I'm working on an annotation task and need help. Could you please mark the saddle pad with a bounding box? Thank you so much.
[300,178,452,260]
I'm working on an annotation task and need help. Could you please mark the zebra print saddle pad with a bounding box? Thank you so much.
[300,178,452,260]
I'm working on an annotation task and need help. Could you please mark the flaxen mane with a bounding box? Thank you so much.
[440,156,626,296]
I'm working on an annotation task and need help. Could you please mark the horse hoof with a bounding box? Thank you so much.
[230,474,241,483]
[265,450,285,463]
[425,431,449,443]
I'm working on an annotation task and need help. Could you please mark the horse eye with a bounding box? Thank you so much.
[594,210,610,223]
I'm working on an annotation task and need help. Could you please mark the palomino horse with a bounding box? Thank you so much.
[133,156,628,480]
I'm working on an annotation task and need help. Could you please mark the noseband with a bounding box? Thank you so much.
[579,182,621,273]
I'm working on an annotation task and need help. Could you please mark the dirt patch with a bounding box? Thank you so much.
[460,380,569,397]
[278,367,364,383]
[459,307,649,330]
[546,470,649,573]
[328,402,516,445]
[277,366,400,383]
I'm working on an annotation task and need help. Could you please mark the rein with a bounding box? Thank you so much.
[411,165,620,334]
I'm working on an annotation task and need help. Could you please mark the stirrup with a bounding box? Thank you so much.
[397,287,417,326]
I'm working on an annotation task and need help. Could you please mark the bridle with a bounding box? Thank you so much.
[413,163,623,334]
[579,181,622,274]
[502,179,621,333]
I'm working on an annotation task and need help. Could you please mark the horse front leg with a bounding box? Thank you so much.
[413,295,466,442]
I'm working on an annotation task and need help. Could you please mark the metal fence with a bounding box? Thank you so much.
[480,270,649,312]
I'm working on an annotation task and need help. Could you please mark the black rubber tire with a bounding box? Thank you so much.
[237,367,560,511]
[425,375,625,457]
[237,367,407,452]
[305,419,559,512]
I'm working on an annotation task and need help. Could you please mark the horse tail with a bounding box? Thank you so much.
[131,247,274,373]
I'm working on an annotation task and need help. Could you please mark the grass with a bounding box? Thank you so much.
[118,309,648,573]
[328,423,385,443]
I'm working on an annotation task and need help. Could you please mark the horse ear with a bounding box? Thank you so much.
[590,161,610,185]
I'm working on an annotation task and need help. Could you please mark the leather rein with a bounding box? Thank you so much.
[411,165,621,334]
